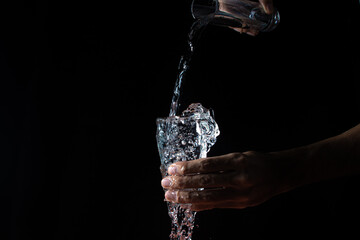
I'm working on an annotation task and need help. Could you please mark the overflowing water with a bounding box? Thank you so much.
[156,18,220,240]
[156,103,220,239]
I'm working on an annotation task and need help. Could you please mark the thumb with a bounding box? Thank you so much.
[259,0,274,14]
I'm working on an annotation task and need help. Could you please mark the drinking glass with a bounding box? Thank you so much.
[156,115,213,178]
[156,115,208,240]
[156,103,220,239]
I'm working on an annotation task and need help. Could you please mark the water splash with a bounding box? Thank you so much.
[157,103,220,239]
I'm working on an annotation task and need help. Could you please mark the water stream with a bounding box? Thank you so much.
[163,18,215,240]
[169,19,209,117]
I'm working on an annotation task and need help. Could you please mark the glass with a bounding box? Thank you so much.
[156,114,219,178]
[191,0,280,32]
[156,103,220,239]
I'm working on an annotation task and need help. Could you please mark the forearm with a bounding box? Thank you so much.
[274,124,360,191]
[305,124,360,183]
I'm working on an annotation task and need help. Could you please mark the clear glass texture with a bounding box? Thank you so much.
[191,0,280,32]
[156,103,220,240]
[156,103,220,178]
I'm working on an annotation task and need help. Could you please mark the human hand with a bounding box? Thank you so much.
[161,124,360,211]
[161,151,297,211]
[226,0,274,36]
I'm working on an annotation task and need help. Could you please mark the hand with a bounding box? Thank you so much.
[161,151,296,211]
[225,0,274,36]
[161,124,360,211]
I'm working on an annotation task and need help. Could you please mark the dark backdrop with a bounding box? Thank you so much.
[1,0,360,239]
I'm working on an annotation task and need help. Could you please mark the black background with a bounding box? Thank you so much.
[1,0,360,239]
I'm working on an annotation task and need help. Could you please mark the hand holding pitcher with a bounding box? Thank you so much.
[191,0,280,35]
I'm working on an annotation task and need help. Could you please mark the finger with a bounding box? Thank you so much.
[229,27,259,36]
[190,201,252,211]
[162,172,236,189]
[229,26,247,34]
[168,153,243,175]
[259,0,274,14]
[246,29,259,36]
[165,188,245,204]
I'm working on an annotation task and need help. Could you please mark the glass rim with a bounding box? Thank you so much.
[191,0,218,19]
[156,115,198,123]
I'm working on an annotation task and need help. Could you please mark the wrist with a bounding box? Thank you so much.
[305,133,358,182]
[269,146,311,194]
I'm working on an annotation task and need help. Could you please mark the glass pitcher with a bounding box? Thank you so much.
[191,0,280,32]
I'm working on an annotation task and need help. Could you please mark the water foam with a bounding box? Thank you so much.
[157,103,220,239]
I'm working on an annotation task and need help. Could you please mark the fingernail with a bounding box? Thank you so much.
[168,165,178,175]
[161,178,172,188]
[165,190,177,202]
